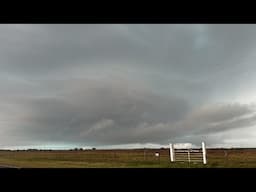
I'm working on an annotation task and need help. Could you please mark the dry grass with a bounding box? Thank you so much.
[0,148,255,168]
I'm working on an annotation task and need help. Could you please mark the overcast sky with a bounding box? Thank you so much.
[1,24,256,149]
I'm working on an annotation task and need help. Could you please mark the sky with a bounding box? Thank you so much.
[1,24,256,149]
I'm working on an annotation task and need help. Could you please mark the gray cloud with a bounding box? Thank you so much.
[1,24,256,148]
[3,77,188,146]
[2,78,256,147]
[178,103,256,134]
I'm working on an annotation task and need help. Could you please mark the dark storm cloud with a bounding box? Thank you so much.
[2,78,256,146]
[2,24,256,80]
[1,24,256,148]
[7,77,189,145]
[0,25,150,77]
[178,103,256,134]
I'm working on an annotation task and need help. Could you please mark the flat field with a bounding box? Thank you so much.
[0,148,255,168]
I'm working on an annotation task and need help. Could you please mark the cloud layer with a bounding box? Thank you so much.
[1,24,256,148]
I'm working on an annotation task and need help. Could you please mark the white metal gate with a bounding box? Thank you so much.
[169,142,207,164]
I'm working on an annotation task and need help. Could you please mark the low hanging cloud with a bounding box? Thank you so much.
[3,76,189,146]
[1,24,256,148]
[2,76,256,147]
[179,103,256,134]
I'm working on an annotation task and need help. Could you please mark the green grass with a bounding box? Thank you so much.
[0,149,255,168]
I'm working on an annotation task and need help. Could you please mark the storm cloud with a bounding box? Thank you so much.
[1,24,256,148]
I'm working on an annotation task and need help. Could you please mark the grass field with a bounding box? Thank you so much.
[0,148,256,168]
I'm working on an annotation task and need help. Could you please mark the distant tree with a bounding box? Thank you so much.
[92,147,96,150]
[27,149,38,151]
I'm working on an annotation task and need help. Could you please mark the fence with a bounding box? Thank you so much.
[169,142,207,164]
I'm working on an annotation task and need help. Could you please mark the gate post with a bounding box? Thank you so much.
[170,143,175,162]
[202,142,207,164]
